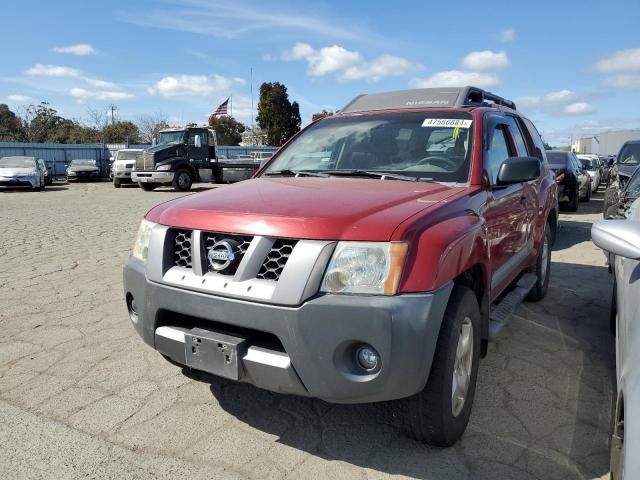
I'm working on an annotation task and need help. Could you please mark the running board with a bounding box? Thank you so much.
[488,273,537,339]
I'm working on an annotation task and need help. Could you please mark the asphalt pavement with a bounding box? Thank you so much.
[0,181,615,479]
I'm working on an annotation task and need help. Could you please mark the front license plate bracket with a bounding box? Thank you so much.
[184,328,248,381]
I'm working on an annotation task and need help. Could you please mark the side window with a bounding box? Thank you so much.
[504,116,529,157]
[486,126,511,184]
[521,117,548,164]
[208,131,216,146]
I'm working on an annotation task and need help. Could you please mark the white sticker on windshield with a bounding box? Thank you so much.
[422,119,472,128]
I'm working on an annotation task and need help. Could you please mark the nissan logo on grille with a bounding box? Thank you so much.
[207,239,239,271]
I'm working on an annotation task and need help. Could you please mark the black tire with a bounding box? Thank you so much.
[581,184,592,202]
[527,223,551,301]
[567,187,579,211]
[398,286,481,447]
[113,179,121,188]
[139,182,157,191]
[173,169,193,192]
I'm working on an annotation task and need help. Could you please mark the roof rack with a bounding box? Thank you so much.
[340,86,516,113]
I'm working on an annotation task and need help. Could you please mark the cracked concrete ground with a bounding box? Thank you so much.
[1,182,615,479]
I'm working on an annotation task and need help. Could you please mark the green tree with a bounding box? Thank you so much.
[256,82,301,146]
[0,104,26,141]
[311,110,333,122]
[26,102,65,143]
[208,115,246,145]
[102,121,140,143]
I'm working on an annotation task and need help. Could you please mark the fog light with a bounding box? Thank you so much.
[126,293,139,324]
[356,345,379,372]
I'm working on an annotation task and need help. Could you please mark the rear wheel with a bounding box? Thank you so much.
[567,186,579,211]
[139,182,157,191]
[581,184,592,202]
[527,223,551,301]
[173,169,193,192]
[398,286,481,447]
[113,179,121,188]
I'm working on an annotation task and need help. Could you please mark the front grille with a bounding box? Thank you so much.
[174,230,192,267]
[203,232,253,275]
[170,229,297,282]
[256,239,298,281]
[135,152,155,171]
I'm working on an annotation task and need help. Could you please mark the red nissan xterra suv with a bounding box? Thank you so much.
[124,86,558,446]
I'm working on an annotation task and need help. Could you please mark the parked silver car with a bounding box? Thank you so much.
[0,156,46,190]
[592,198,640,479]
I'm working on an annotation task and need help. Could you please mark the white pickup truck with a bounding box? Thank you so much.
[111,148,144,188]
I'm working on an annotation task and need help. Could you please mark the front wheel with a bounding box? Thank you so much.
[527,223,551,301]
[398,285,481,447]
[139,182,157,191]
[567,187,579,211]
[173,169,193,192]
[113,179,121,188]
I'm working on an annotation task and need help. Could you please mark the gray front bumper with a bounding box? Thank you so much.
[131,171,174,184]
[124,257,452,403]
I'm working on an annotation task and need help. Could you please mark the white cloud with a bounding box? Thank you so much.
[515,89,595,116]
[461,50,509,71]
[7,94,33,103]
[25,64,80,77]
[148,74,245,97]
[603,74,640,90]
[563,102,595,115]
[500,28,515,42]
[595,48,640,72]
[282,42,418,81]
[82,77,118,89]
[52,43,96,56]
[409,70,499,89]
[124,0,374,42]
[69,87,134,102]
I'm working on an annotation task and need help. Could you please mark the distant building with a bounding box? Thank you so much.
[574,129,640,155]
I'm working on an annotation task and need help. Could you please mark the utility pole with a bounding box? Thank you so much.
[250,67,255,146]
[106,104,118,124]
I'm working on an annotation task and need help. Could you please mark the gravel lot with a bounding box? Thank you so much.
[0,181,615,480]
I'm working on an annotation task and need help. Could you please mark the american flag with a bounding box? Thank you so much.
[213,98,229,116]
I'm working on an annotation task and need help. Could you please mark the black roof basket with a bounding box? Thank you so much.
[340,86,516,113]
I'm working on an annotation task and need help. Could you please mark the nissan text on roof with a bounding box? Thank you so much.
[124,86,558,446]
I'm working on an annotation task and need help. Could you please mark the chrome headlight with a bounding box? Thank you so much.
[156,164,172,171]
[321,242,408,295]
[132,219,156,263]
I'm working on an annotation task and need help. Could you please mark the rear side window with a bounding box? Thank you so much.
[504,116,529,157]
[486,126,511,184]
[521,117,548,164]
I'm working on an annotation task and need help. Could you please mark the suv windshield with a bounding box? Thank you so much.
[546,151,568,166]
[117,150,139,160]
[263,112,474,183]
[619,143,640,165]
[0,156,36,168]
[579,158,594,169]
[158,131,185,145]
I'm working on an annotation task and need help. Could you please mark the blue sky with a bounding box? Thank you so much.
[1,0,639,145]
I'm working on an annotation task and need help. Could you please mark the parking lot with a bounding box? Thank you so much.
[0,182,615,480]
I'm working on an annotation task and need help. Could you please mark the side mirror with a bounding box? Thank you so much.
[592,220,640,259]
[496,156,541,185]
[194,135,202,148]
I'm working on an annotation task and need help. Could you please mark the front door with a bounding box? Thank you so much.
[482,115,533,298]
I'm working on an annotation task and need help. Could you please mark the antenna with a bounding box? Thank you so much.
[106,104,118,124]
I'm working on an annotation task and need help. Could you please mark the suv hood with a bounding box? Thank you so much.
[146,177,465,241]
[616,164,639,178]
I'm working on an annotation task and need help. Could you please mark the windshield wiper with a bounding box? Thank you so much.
[264,169,330,178]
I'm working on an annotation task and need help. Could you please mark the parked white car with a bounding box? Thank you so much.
[111,149,144,188]
[578,154,601,191]
[592,195,640,479]
[0,156,46,190]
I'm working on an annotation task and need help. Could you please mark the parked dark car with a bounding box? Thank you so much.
[604,141,640,217]
[66,159,101,182]
[547,150,592,211]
